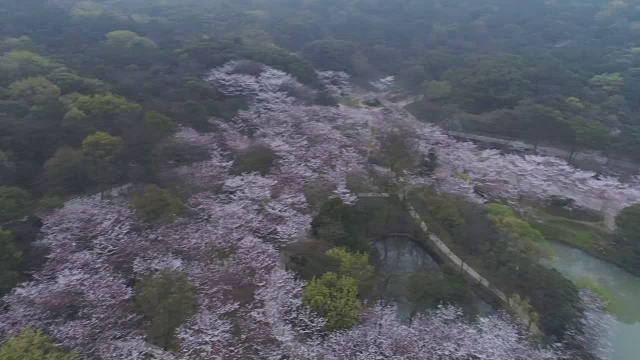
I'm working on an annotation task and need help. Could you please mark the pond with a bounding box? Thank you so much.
[371,236,495,321]
[371,236,441,321]
[544,241,640,360]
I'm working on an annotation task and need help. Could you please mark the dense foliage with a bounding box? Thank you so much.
[134,270,196,351]
[0,328,78,360]
[132,185,183,223]
[615,204,640,270]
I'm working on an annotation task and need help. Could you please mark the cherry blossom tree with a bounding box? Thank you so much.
[317,71,352,96]
[315,304,555,360]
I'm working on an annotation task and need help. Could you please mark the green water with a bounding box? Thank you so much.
[544,241,640,360]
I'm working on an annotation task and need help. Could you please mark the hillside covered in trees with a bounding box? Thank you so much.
[1,0,638,359]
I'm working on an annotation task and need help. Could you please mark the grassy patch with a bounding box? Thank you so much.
[531,220,599,250]
[529,204,613,253]
[540,204,603,223]
[530,208,636,274]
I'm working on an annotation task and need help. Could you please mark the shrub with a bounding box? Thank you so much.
[230,144,278,176]
[283,240,338,280]
[303,272,360,331]
[132,185,183,223]
[0,328,78,360]
[617,204,640,244]
[134,270,196,350]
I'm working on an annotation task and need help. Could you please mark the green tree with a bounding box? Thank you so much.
[311,198,368,252]
[73,93,141,117]
[570,117,611,154]
[514,102,571,148]
[133,185,184,223]
[302,40,355,72]
[47,71,108,94]
[396,65,428,92]
[0,36,35,53]
[365,45,403,73]
[0,50,60,83]
[171,100,210,132]
[144,111,177,133]
[134,270,197,351]
[70,1,106,17]
[62,107,90,142]
[81,132,123,192]
[486,203,545,270]
[420,190,465,235]
[565,97,585,110]
[105,30,157,49]
[41,147,89,196]
[447,55,531,113]
[7,77,61,104]
[420,149,438,176]
[272,16,324,50]
[283,240,338,280]
[72,93,142,132]
[147,139,209,176]
[303,272,360,331]
[424,80,452,100]
[376,130,418,177]
[421,48,454,79]
[0,151,16,184]
[0,328,78,360]
[617,204,640,244]
[589,72,624,93]
[230,144,279,176]
[0,230,21,295]
[0,186,31,222]
[325,247,373,293]
[486,204,544,243]
[63,107,87,124]
[512,264,580,339]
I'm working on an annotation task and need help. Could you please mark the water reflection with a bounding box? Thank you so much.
[371,236,495,320]
[543,241,640,360]
[371,236,441,320]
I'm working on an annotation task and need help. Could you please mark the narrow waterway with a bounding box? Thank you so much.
[543,241,640,360]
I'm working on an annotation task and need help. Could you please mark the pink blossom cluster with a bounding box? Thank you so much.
[0,200,145,356]
[317,70,352,96]
[344,76,640,225]
[430,136,640,227]
[0,192,316,357]
[314,304,556,360]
